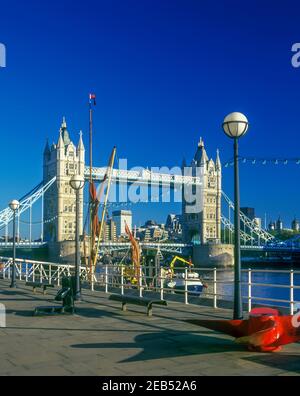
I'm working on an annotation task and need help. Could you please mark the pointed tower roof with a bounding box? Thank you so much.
[194,137,208,165]
[57,129,64,149]
[61,116,67,129]
[43,138,50,156]
[60,116,71,145]
[216,149,221,170]
[78,130,84,150]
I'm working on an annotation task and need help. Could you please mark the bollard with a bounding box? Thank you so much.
[0,303,6,328]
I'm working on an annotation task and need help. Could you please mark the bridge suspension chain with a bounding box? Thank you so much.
[0,177,56,229]
[221,191,275,244]
[220,215,254,243]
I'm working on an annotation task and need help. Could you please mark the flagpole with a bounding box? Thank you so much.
[89,95,94,288]
[89,101,93,184]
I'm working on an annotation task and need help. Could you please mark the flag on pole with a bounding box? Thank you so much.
[89,93,96,106]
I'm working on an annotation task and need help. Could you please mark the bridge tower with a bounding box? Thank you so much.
[182,138,221,244]
[43,118,85,244]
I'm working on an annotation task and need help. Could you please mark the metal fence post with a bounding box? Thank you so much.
[25,262,28,282]
[213,267,217,309]
[19,261,22,281]
[3,262,5,280]
[40,265,43,283]
[121,265,124,295]
[33,265,35,282]
[184,268,188,305]
[91,265,94,292]
[290,269,294,315]
[160,267,164,301]
[248,268,252,312]
[49,264,52,284]
[139,266,143,298]
[105,265,108,293]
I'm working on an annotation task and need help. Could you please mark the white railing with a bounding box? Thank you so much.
[0,242,47,248]
[91,264,300,315]
[0,256,88,286]
[1,256,299,314]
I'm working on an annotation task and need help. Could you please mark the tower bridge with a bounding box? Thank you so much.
[0,117,281,265]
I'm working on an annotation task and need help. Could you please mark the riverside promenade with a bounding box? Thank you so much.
[0,278,300,376]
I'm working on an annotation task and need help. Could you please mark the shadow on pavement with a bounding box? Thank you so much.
[71,331,243,362]
[0,290,33,296]
[5,306,122,319]
[243,353,300,373]
[6,309,37,316]
[74,307,121,319]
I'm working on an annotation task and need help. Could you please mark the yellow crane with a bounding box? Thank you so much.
[169,256,193,277]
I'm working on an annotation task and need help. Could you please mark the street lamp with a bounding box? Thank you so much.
[70,175,85,300]
[9,199,20,288]
[222,112,249,320]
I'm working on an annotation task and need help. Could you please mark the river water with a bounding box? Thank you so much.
[204,264,300,310]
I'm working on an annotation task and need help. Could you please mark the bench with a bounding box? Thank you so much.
[26,281,54,295]
[109,294,167,317]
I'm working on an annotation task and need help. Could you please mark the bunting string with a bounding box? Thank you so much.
[223,157,300,168]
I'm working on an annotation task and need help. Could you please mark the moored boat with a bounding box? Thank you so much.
[166,271,205,295]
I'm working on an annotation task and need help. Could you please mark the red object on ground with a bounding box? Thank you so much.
[249,307,279,317]
[187,307,300,352]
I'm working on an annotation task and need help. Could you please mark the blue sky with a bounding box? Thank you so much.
[1,0,300,237]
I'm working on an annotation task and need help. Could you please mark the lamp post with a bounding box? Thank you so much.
[9,200,20,288]
[222,112,249,320]
[70,175,85,300]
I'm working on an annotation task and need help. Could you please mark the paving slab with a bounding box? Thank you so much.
[0,278,300,376]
